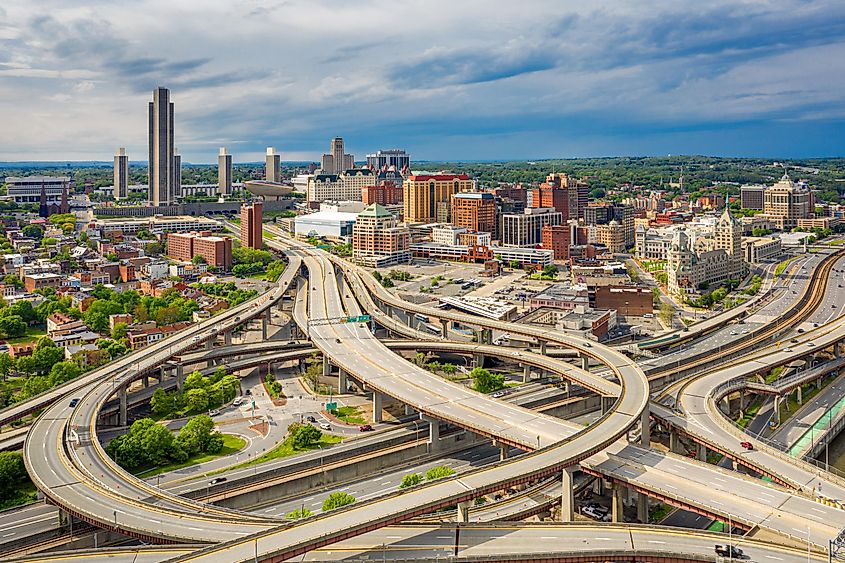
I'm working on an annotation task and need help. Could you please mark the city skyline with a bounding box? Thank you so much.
[0,1,844,162]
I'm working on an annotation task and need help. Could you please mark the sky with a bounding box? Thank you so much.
[1,0,844,163]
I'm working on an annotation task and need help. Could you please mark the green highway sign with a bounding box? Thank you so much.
[344,315,371,323]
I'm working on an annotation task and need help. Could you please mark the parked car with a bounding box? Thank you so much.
[492,391,506,398]
[581,505,610,521]
[740,441,754,450]
[358,424,373,432]
[208,409,220,417]
[232,397,244,407]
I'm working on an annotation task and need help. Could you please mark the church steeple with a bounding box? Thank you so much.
[38,181,48,218]
[59,183,69,214]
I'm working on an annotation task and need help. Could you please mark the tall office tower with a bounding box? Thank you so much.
[114,147,129,199]
[320,137,354,174]
[148,87,176,206]
[366,149,410,171]
[240,200,263,249]
[403,174,474,223]
[265,147,281,183]
[218,147,233,195]
[173,148,182,199]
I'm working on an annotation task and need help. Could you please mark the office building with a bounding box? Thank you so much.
[218,148,232,195]
[742,236,783,263]
[114,148,129,199]
[320,137,354,174]
[366,149,410,171]
[167,231,233,269]
[403,174,474,223]
[740,185,766,210]
[307,173,358,203]
[93,215,222,236]
[265,147,281,183]
[6,176,69,204]
[240,201,263,250]
[541,224,571,261]
[352,203,410,267]
[338,168,376,200]
[410,243,553,268]
[531,181,569,218]
[148,87,176,206]
[432,224,468,246]
[173,149,182,198]
[500,207,562,247]
[451,192,496,235]
[760,173,812,230]
[361,182,403,206]
[595,221,626,254]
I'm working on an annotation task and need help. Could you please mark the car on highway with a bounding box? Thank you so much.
[319,422,331,430]
[783,348,792,352]
[740,441,754,450]
[491,390,507,398]
[715,545,744,558]
[208,409,220,417]
[335,338,342,344]
[208,477,227,485]
[358,424,373,432]
[68,398,80,407]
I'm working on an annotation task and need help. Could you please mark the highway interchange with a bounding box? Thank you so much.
[3,235,845,562]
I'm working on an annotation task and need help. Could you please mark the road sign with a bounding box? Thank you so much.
[326,402,337,411]
[344,315,371,323]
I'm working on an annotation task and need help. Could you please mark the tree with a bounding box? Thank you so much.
[659,301,673,326]
[285,507,313,520]
[471,367,504,394]
[192,255,207,265]
[381,277,394,288]
[542,264,558,278]
[22,224,44,240]
[150,388,177,417]
[0,452,27,496]
[399,472,423,489]
[322,492,355,512]
[184,388,209,413]
[111,322,128,340]
[31,338,64,375]
[49,361,82,386]
[0,315,26,338]
[291,424,322,450]
[176,414,218,455]
[425,465,456,481]
[372,271,382,282]
[2,275,22,289]
[441,363,456,376]
[141,423,175,466]
[0,353,12,380]
[509,260,520,269]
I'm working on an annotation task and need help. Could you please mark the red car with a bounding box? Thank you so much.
[740,441,754,450]
[358,424,373,432]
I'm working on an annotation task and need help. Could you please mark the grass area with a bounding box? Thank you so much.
[4,326,47,345]
[775,256,799,276]
[765,366,785,384]
[505,381,526,388]
[780,382,828,421]
[707,520,727,532]
[134,434,246,478]
[649,503,670,523]
[828,239,845,246]
[0,482,38,510]
[227,434,343,470]
[332,406,366,425]
[736,401,762,428]
[262,229,277,240]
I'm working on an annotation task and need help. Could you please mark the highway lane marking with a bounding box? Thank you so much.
[648,540,666,544]
[765,556,784,560]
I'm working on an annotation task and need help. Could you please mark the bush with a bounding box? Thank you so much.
[399,473,424,489]
[471,368,504,393]
[285,507,313,520]
[322,492,355,512]
[291,424,322,450]
[425,465,456,481]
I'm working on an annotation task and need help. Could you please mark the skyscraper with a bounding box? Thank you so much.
[265,147,281,183]
[366,149,410,171]
[240,200,263,250]
[320,137,354,174]
[148,87,176,206]
[173,148,182,199]
[218,148,232,195]
[114,147,129,200]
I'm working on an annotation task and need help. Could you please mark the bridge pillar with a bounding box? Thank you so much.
[637,492,648,523]
[601,396,614,415]
[57,508,68,526]
[473,354,485,368]
[224,330,232,346]
[261,317,268,340]
[119,385,127,427]
[581,354,589,371]
[457,501,471,523]
[797,386,803,406]
[205,338,214,368]
[338,369,348,394]
[523,364,530,383]
[404,404,415,416]
[539,340,547,355]
[440,319,449,339]
[560,466,574,522]
[639,407,651,447]
[372,391,383,423]
[612,482,625,522]
[175,364,184,391]
[498,442,509,461]
[322,355,331,377]
[669,430,681,454]
[697,443,707,462]
[142,375,149,388]
[422,415,440,450]
[774,396,783,425]
[836,342,842,359]
[817,377,823,390]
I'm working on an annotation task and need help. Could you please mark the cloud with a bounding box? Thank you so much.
[0,0,843,161]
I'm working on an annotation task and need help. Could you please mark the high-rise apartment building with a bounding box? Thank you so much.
[531,182,569,218]
[265,148,281,183]
[501,208,562,247]
[114,147,129,200]
[320,137,354,174]
[740,185,766,210]
[352,203,410,267]
[761,173,812,230]
[451,192,496,234]
[361,182,403,206]
[148,87,176,206]
[218,148,232,195]
[403,174,474,223]
[366,149,410,171]
[240,201,263,250]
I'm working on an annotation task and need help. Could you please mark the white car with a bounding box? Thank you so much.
[581,505,610,521]
[319,422,331,430]
[232,397,244,407]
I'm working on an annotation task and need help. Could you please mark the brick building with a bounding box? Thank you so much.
[361,182,403,206]
[593,285,653,317]
[240,200,263,250]
[167,231,233,269]
[451,192,496,235]
[541,224,571,261]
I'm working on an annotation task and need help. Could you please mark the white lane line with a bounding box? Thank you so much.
[541,536,558,540]
[765,556,784,560]
[648,540,666,544]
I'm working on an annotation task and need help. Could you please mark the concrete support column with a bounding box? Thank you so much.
[322,355,331,377]
[266,308,272,323]
[697,443,707,462]
[539,340,547,355]
[601,396,614,415]
[175,364,184,391]
[338,369,348,394]
[261,317,268,340]
[523,364,530,383]
[612,482,625,523]
[774,396,782,425]
[440,319,449,339]
[205,338,213,350]
[836,342,842,359]
[498,442,509,461]
[142,375,149,388]
[797,386,803,406]
[224,331,232,346]
[581,354,589,371]
[422,415,440,450]
[372,392,383,423]
[639,407,651,447]
[457,501,471,523]
[560,467,574,522]
[818,377,823,390]
[473,354,484,368]
[404,404,415,416]
[669,431,680,454]
[637,492,649,523]
[119,385,127,427]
